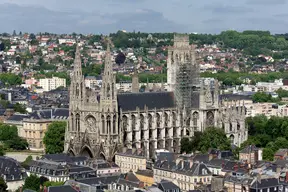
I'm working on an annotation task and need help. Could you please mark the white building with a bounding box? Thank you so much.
[39,77,66,92]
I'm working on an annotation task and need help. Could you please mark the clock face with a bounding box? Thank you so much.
[86,116,96,131]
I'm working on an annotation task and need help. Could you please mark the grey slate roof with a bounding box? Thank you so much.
[240,145,259,153]
[29,108,69,120]
[158,180,180,191]
[76,175,120,185]
[42,153,87,163]
[250,178,280,189]
[48,185,77,192]
[6,114,30,121]
[117,92,176,111]
[0,156,25,181]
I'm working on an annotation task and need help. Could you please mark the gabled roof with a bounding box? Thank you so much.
[0,156,24,181]
[117,92,176,111]
[158,180,180,191]
[48,185,77,192]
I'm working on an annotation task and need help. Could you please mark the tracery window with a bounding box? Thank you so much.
[206,111,214,127]
[193,112,199,127]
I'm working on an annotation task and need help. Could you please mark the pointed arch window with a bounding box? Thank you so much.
[206,111,214,127]
[76,83,79,97]
[112,83,115,99]
[164,113,168,127]
[101,115,105,134]
[70,113,74,131]
[230,122,233,132]
[113,115,116,134]
[156,113,161,127]
[107,115,111,133]
[148,114,152,129]
[193,112,199,127]
[123,116,128,131]
[140,114,144,130]
[76,114,80,132]
[172,113,177,127]
[237,122,240,131]
[132,115,136,130]
[186,117,191,128]
[107,84,110,98]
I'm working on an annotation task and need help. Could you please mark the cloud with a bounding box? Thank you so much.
[246,0,287,5]
[0,3,186,34]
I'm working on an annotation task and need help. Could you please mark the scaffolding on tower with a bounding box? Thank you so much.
[175,62,193,111]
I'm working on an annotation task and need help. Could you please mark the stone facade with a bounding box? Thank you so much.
[65,35,247,161]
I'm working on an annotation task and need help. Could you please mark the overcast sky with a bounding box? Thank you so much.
[0,0,288,34]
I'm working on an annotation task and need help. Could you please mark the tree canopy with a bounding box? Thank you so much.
[0,124,28,150]
[0,176,7,192]
[243,115,288,160]
[43,121,66,154]
[181,127,231,154]
[23,174,40,191]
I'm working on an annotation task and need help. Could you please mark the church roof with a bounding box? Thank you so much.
[117,92,176,111]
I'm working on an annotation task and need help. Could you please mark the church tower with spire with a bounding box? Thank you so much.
[65,40,122,161]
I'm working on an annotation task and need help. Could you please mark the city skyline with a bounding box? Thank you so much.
[0,0,288,34]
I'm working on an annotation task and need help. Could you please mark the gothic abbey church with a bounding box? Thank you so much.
[64,35,248,161]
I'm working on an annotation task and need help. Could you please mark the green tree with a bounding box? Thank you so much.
[0,146,5,156]
[199,127,231,153]
[13,103,27,114]
[0,176,7,192]
[263,148,274,161]
[180,137,191,154]
[23,174,40,191]
[43,122,66,154]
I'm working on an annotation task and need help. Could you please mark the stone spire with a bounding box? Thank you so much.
[101,38,117,101]
[131,66,139,93]
[73,44,82,78]
[103,42,112,77]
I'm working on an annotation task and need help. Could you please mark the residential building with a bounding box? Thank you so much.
[239,145,262,165]
[0,156,26,191]
[84,76,102,89]
[115,149,146,173]
[135,170,154,187]
[20,108,69,151]
[27,157,95,182]
[274,149,288,160]
[39,77,66,92]
[153,159,212,191]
